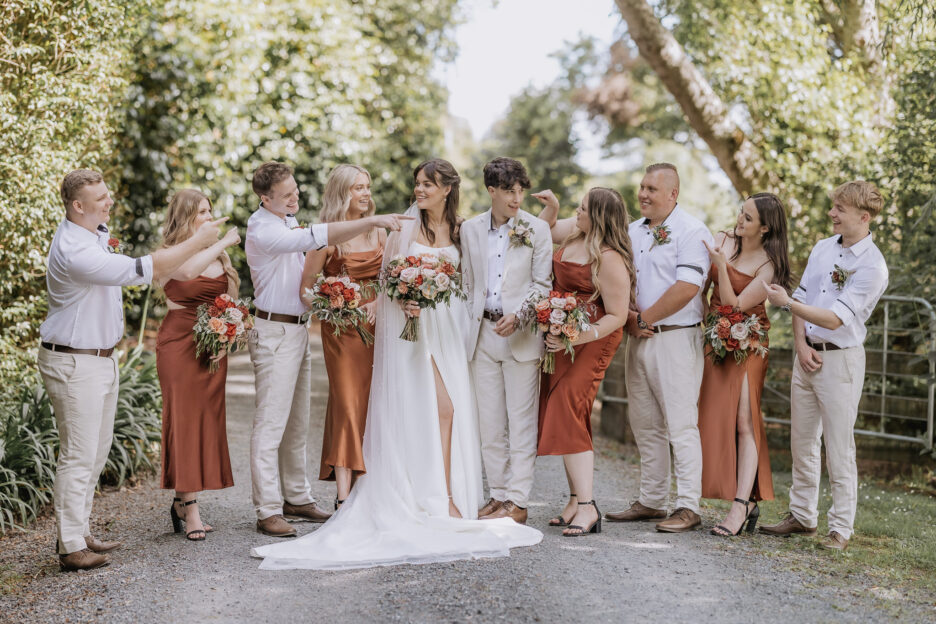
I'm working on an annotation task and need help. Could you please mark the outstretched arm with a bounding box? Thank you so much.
[531,189,577,243]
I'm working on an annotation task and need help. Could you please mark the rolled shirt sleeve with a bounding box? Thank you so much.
[254,219,327,255]
[831,266,888,327]
[675,225,713,288]
[68,246,153,287]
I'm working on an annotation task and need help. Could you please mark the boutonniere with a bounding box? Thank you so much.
[291,223,308,230]
[831,264,855,290]
[508,218,534,248]
[650,224,671,249]
[106,237,124,254]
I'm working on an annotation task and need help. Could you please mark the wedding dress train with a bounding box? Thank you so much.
[251,232,542,570]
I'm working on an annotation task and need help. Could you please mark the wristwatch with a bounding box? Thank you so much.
[780,299,793,312]
[636,313,649,330]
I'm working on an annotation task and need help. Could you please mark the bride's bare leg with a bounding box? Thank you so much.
[431,359,460,518]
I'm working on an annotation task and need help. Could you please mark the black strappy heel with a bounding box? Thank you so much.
[549,493,576,527]
[562,500,601,537]
[171,498,208,541]
[335,497,345,510]
[710,497,760,537]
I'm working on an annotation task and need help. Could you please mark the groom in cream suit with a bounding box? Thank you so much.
[462,157,552,524]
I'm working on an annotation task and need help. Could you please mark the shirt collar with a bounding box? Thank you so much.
[641,204,679,229]
[837,232,873,256]
[488,211,515,231]
[258,204,288,223]
[63,218,104,242]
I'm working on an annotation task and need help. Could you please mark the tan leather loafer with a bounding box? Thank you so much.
[478,498,504,518]
[605,501,666,522]
[283,501,331,523]
[821,530,849,551]
[85,535,122,554]
[759,512,817,536]
[256,514,297,537]
[481,501,527,524]
[59,549,109,572]
[655,507,701,533]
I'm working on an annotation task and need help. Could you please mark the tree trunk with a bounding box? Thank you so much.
[613,0,773,197]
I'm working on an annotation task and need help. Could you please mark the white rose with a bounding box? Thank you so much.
[549,309,566,324]
[421,268,436,280]
[739,338,750,351]
[550,297,567,309]
[730,324,750,340]
[225,308,243,323]
[338,276,351,287]
[400,267,419,283]
[434,273,451,290]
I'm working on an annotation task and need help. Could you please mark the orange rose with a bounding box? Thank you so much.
[208,318,225,334]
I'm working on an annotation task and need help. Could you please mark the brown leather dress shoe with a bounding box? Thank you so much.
[655,507,702,533]
[59,549,109,572]
[283,501,331,523]
[759,512,817,536]
[478,498,504,518]
[821,530,849,550]
[605,501,666,522]
[481,501,527,524]
[85,535,122,554]
[256,514,297,537]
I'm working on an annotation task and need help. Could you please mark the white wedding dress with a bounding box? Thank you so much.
[251,215,542,570]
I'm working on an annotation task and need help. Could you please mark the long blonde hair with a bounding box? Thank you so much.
[320,164,377,256]
[161,189,239,297]
[562,187,636,303]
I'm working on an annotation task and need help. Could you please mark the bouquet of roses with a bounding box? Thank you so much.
[194,293,254,372]
[517,290,593,374]
[303,274,374,346]
[703,304,768,365]
[380,251,465,341]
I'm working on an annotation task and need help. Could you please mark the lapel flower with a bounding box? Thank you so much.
[650,224,671,249]
[508,218,533,248]
[106,237,124,254]
[831,264,855,290]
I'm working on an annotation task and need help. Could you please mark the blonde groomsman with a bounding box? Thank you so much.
[245,162,411,537]
[462,158,552,524]
[40,169,225,570]
[762,181,888,550]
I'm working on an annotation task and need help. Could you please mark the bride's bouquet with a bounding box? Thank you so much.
[380,251,465,341]
[517,290,593,374]
[303,274,374,346]
[194,294,254,372]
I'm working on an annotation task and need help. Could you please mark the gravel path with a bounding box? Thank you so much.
[1,334,929,622]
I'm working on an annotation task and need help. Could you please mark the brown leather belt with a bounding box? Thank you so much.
[41,342,115,358]
[482,310,504,322]
[806,338,841,351]
[254,308,303,324]
[653,323,700,334]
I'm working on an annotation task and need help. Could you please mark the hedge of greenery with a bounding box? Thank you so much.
[0,347,162,533]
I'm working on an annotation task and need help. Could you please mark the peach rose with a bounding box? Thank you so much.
[208,318,225,334]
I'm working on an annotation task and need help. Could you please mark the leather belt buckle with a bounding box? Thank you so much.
[482,310,504,322]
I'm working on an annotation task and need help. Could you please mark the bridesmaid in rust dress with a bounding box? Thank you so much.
[300,165,384,509]
[157,189,241,541]
[532,187,635,537]
[698,193,791,536]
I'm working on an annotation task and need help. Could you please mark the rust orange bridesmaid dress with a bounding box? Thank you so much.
[698,263,774,501]
[157,275,234,492]
[538,247,624,456]
[318,244,383,480]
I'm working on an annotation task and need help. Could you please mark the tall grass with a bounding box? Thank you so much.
[0,346,163,533]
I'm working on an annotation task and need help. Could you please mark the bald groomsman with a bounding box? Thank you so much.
[605,162,713,533]
[762,181,888,550]
[40,169,225,570]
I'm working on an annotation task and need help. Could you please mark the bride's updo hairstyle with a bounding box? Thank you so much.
[413,158,461,250]
[563,187,636,303]
[320,164,377,256]
[161,188,239,297]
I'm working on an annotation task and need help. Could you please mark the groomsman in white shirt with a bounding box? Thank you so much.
[461,158,552,524]
[40,169,226,570]
[605,163,713,533]
[762,181,888,550]
[245,161,411,537]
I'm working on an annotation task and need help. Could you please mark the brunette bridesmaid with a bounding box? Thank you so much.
[300,165,384,509]
[698,193,791,536]
[156,189,241,540]
[532,187,634,537]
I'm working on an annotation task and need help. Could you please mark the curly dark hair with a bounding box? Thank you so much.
[482,157,531,190]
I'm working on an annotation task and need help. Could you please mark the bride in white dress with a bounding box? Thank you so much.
[252,159,542,570]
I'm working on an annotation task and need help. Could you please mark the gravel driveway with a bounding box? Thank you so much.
[1,334,928,623]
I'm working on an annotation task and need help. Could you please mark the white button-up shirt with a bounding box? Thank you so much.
[792,234,888,348]
[40,219,153,349]
[245,205,328,317]
[484,214,513,314]
[629,206,713,326]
